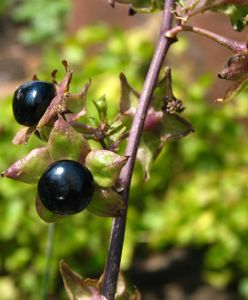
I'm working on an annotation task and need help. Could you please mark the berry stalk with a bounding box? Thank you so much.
[101,0,176,298]
[40,223,55,300]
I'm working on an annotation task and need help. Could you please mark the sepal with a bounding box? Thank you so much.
[60,260,102,300]
[48,116,90,163]
[87,187,125,217]
[65,79,91,121]
[85,150,127,187]
[35,195,64,223]
[160,113,194,142]
[2,147,52,184]
[60,260,142,300]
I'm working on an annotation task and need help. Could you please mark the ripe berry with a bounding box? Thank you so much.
[38,160,94,215]
[12,81,56,126]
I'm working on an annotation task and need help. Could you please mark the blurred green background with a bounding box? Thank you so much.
[1,0,248,299]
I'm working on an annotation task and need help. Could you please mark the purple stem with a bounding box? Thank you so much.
[101,0,176,298]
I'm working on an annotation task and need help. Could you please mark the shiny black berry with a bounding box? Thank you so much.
[12,81,56,126]
[38,160,94,215]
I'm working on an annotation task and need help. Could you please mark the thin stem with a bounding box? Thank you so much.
[40,223,55,300]
[101,0,176,299]
[166,25,247,53]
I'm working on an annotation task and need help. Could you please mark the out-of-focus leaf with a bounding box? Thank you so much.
[214,4,248,31]
[87,187,125,217]
[85,150,127,187]
[48,116,90,163]
[113,0,164,13]
[205,0,248,6]
[2,147,52,184]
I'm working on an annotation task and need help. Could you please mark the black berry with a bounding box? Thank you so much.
[38,160,94,215]
[12,81,56,126]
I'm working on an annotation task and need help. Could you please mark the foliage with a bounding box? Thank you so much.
[1,2,248,300]
[11,0,70,44]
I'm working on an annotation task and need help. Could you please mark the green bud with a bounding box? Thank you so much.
[93,95,107,122]
[87,187,125,217]
[2,147,52,184]
[85,150,127,187]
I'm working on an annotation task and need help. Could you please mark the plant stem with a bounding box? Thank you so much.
[101,0,176,298]
[166,25,247,53]
[40,223,55,300]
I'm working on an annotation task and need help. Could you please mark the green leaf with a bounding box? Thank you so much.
[87,187,125,217]
[85,150,127,187]
[2,147,52,184]
[48,116,90,163]
[214,4,248,31]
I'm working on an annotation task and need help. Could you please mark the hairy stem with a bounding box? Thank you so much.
[166,25,247,53]
[101,0,176,298]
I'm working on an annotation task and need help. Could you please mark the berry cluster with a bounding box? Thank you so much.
[12,80,95,216]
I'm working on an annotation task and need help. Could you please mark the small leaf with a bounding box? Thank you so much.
[213,4,248,31]
[60,260,102,300]
[87,187,125,217]
[93,95,108,122]
[160,113,194,142]
[216,76,248,103]
[2,147,52,184]
[218,52,248,81]
[48,116,90,163]
[85,150,127,187]
[35,195,63,223]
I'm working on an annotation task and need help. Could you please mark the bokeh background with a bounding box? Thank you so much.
[1,0,248,299]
